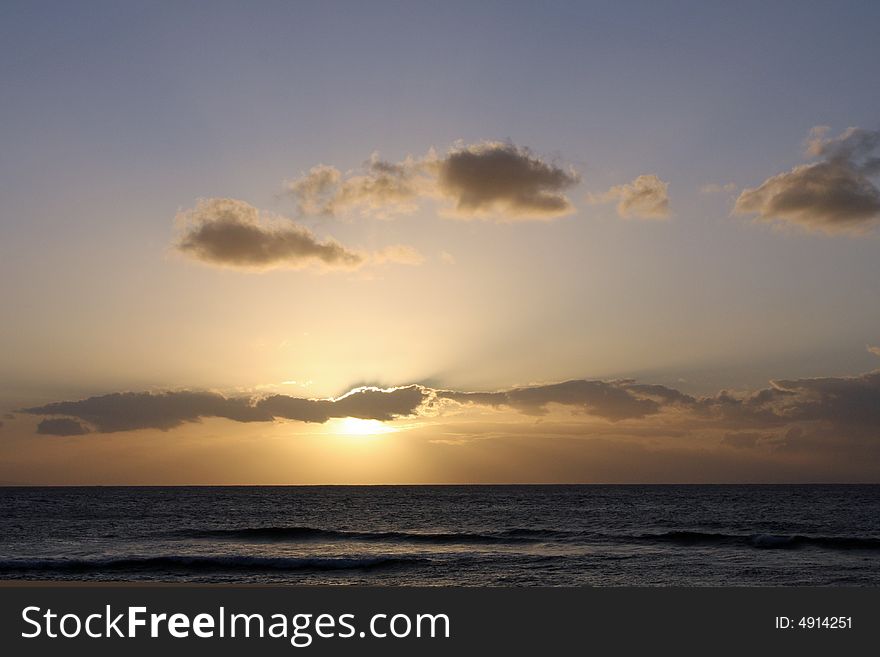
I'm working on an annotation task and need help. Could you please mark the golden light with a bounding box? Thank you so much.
[332,417,397,436]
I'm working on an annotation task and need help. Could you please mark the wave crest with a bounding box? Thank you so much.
[175,526,567,545]
[0,555,424,573]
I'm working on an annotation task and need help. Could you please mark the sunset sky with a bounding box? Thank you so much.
[1,0,880,483]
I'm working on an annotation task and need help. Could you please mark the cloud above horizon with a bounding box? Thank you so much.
[174,198,421,271]
[23,385,431,434]
[21,369,880,462]
[287,141,580,221]
[588,174,671,219]
[36,418,89,436]
[436,379,690,421]
[734,126,880,234]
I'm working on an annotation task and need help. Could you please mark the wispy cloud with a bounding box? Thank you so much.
[700,182,737,194]
[588,174,670,219]
[289,155,433,219]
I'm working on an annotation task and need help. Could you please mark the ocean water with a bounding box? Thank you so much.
[0,485,878,586]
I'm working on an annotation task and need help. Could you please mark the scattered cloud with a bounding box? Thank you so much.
[174,198,421,271]
[868,345,880,357]
[588,174,670,219]
[371,244,425,266]
[287,164,343,216]
[286,141,580,222]
[734,126,880,234]
[437,142,579,219]
[36,418,90,436]
[439,250,456,265]
[288,155,435,219]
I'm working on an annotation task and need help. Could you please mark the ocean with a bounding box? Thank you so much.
[1,485,878,585]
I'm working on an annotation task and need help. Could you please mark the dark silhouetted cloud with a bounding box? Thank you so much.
[286,141,580,221]
[23,372,880,450]
[437,379,692,421]
[439,371,880,438]
[175,198,421,271]
[695,371,880,432]
[36,418,90,436]
[437,142,579,219]
[764,372,880,426]
[589,174,671,219]
[734,126,880,234]
[23,386,431,434]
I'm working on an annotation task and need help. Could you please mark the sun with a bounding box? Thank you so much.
[333,417,397,436]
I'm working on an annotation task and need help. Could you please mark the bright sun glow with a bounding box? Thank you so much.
[333,417,397,436]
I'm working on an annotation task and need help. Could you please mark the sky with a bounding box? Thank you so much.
[1,0,880,483]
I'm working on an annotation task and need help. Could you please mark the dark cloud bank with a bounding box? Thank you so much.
[22,372,880,460]
[23,386,429,434]
[36,418,89,436]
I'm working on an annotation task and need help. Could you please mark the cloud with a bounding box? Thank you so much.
[761,372,880,426]
[695,371,880,433]
[23,386,431,434]
[868,345,880,357]
[438,371,880,440]
[734,127,880,234]
[720,432,767,449]
[371,244,425,266]
[286,141,580,222]
[805,126,880,166]
[289,155,435,219]
[700,182,737,194]
[174,198,421,271]
[589,174,670,219]
[287,164,343,216]
[439,250,456,265]
[437,142,579,219]
[437,379,692,421]
[23,371,880,453]
[36,418,90,436]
